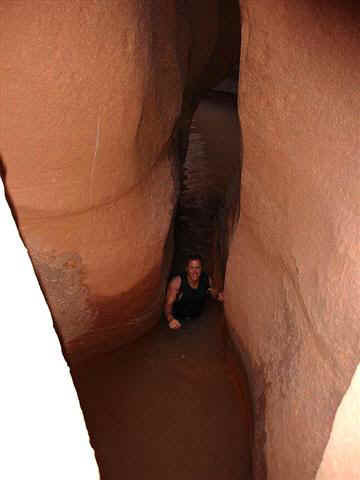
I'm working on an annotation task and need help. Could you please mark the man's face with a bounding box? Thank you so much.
[186,259,202,282]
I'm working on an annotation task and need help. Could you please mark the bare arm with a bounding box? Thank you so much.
[164,276,182,328]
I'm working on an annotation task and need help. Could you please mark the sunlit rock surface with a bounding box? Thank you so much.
[0,178,98,479]
[316,364,360,480]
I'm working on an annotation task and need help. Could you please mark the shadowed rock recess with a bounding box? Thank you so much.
[1,1,359,479]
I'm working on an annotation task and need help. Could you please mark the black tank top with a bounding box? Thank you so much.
[173,272,210,318]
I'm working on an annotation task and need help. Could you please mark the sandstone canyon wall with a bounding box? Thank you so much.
[1,1,359,478]
[0,0,239,359]
[226,0,360,478]
[0,0,181,357]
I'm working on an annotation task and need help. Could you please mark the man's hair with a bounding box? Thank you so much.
[186,254,203,266]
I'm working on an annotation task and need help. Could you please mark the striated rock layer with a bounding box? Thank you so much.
[0,0,239,359]
[225,0,360,478]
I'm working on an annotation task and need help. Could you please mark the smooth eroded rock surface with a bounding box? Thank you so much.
[0,0,240,358]
[225,0,360,478]
[0,0,181,355]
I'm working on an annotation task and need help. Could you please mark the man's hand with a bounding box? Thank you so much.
[217,291,224,302]
[168,318,182,330]
[208,288,224,302]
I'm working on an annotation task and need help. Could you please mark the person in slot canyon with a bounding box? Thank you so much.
[164,254,224,330]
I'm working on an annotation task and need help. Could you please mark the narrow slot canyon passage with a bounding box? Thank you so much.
[1,2,359,479]
[72,89,252,479]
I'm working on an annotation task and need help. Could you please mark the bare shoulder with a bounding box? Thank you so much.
[169,275,181,290]
[166,275,181,303]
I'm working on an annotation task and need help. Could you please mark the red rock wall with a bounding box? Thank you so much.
[0,1,240,359]
[225,0,360,478]
[0,0,183,357]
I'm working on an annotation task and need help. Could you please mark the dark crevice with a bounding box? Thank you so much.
[171,89,242,290]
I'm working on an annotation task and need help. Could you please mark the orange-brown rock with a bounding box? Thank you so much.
[2,1,359,477]
[225,0,360,478]
[0,0,239,358]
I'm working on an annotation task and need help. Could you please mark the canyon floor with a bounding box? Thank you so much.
[72,301,252,479]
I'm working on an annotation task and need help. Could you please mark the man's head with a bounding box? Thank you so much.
[185,254,203,283]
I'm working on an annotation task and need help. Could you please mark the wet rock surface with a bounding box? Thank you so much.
[72,302,252,480]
